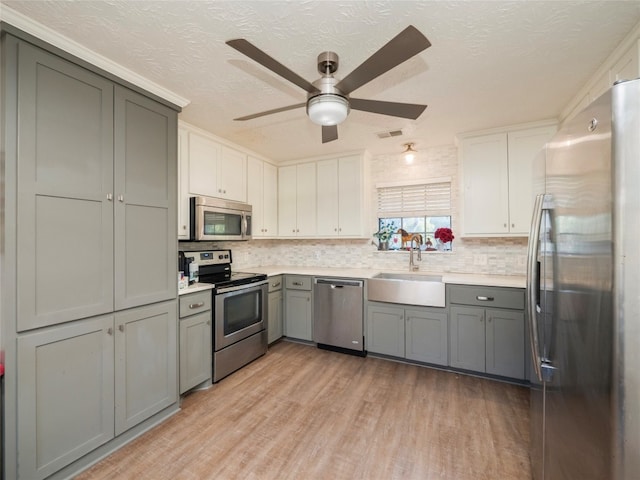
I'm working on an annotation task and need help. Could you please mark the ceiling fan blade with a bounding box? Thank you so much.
[226,39,320,94]
[335,25,431,95]
[322,125,338,143]
[350,98,427,120]
[234,103,306,121]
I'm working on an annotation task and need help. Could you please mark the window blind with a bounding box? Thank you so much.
[377,182,451,217]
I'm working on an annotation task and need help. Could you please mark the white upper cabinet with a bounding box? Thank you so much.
[460,124,556,237]
[248,156,278,237]
[316,155,365,237]
[278,163,317,237]
[184,127,247,202]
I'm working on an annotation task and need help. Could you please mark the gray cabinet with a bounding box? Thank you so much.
[17,316,115,480]
[366,304,405,357]
[114,86,177,310]
[5,33,180,480]
[284,275,313,341]
[405,308,448,366]
[267,276,284,344]
[448,285,525,379]
[367,303,448,365]
[114,301,178,435]
[16,41,115,331]
[16,42,177,332]
[179,290,212,394]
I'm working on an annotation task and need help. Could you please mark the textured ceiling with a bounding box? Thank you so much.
[2,1,640,162]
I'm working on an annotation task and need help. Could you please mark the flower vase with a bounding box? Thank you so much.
[378,240,389,251]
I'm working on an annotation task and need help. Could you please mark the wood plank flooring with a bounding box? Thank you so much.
[76,341,531,480]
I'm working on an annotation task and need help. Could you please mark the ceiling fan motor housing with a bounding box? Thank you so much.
[317,51,339,75]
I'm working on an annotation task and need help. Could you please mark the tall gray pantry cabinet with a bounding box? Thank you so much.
[1,30,180,480]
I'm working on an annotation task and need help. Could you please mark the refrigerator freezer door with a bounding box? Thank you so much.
[541,90,613,480]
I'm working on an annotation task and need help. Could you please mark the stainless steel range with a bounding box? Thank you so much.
[181,250,268,382]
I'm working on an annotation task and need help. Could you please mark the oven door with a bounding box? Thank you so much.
[214,281,267,350]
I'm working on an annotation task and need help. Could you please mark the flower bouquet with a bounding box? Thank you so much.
[434,227,455,250]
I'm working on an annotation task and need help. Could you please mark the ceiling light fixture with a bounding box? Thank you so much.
[402,142,417,163]
[307,94,350,126]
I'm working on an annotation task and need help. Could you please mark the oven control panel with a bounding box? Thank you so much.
[183,249,232,266]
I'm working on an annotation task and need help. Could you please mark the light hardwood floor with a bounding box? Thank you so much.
[76,341,531,480]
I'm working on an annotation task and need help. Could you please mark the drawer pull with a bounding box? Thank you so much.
[272,282,281,288]
[189,302,205,309]
[476,296,494,301]
[292,281,303,286]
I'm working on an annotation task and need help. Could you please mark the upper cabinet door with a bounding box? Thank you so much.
[262,162,278,236]
[219,146,247,202]
[316,158,339,236]
[114,86,177,310]
[462,133,509,235]
[16,42,115,331]
[337,155,364,236]
[188,132,220,198]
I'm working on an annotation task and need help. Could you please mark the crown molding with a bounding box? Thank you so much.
[0,5,190,108]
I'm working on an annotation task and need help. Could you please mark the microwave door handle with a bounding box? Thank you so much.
[242,213,248,239]
[527,193,546,383]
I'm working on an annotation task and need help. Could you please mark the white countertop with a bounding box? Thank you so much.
[178,283,214,295]
[240,266,526,289]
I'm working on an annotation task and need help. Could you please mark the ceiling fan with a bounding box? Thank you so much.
[226,25,431,144]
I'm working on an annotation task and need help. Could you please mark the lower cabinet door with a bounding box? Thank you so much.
[115,300,178,435]
[284,290,312,341]
[17,315,115,480]
[485,308,525,378]
[268,290,283,344]
[405,309,448,366]
[366,305,405,357]
[449,305,486,371]
[179,311,212,394]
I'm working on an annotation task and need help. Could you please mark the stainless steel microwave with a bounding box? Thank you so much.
[189,196,252,241]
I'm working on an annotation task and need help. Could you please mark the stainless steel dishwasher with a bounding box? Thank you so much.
[313,278,365,356]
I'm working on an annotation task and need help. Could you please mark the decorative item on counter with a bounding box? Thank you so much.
[397,228,423,250]
[373,221,396,250]
[425,237,436,251]
[434,227,455,251]
[178,271,188,290]
[189,262,199,284]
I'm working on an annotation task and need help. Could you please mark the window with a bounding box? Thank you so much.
[376,179,452,251]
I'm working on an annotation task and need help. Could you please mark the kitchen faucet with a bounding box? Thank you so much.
[409,234,422,271]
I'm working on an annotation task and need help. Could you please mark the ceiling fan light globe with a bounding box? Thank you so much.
[307,94,349,126]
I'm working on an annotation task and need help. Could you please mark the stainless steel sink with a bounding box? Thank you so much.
[367,272,446,307]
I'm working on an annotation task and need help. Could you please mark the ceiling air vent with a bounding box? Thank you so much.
[376,129,404,139]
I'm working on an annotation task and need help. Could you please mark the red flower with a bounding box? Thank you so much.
[434,228,455,243]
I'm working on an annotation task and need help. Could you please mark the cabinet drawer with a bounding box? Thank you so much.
[268,275,283,293]
[285,275,312,291]
[449,285,524,310]
[179,291,212,317]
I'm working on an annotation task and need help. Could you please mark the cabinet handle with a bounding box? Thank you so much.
[503,223,507,228]
[107,193,113,201]
[189,302,205,309]
[511,223,515,228]
[488,317,492,323]
[182,225,187,230]
[296,229,299,233]
[207,320,211,326]
[292,282,303,286]
[107,327,113,335]
[272,282,281,288]
[334,228,338,232]
[118,324,125,332]
[476,296,494,301]
[118,194,124,202]
[292,229,295,233]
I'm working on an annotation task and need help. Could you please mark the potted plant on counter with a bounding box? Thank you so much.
[373,221,396,250]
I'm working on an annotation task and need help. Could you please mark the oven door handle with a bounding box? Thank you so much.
[216,279,268,294]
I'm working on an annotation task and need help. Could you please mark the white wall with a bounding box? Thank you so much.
[184,144,529,277]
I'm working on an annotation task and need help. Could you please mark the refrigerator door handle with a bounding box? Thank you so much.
[527,193,546,383]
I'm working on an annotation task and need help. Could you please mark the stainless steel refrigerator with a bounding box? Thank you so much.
[527,78,640,480]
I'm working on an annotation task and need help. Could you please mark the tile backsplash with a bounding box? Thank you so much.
[180,144,529,276]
